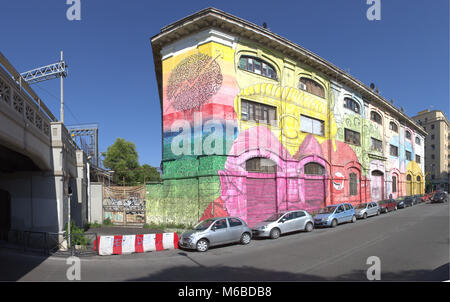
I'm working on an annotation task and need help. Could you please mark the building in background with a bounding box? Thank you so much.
[412,110,449,192]
[148,8,426,227]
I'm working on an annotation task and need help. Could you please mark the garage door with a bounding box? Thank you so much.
[246,178,277,227]
[371,171,384,202]
[304,179,325,209]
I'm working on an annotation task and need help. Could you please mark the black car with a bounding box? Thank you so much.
[430,192,448,203]
[395,196,407,209]
[404,196,416,207]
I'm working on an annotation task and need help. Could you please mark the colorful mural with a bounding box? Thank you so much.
[147,29,425,227]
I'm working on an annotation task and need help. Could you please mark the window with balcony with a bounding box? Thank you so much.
[239,56,277,80]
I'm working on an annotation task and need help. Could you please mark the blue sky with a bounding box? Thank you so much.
[1,0,448,167]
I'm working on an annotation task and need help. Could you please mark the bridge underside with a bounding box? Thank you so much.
[0,145,41,173]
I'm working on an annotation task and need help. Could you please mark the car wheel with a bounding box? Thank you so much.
[331,219,337,228]
[240,232,251,245]
[351,215,356,223]
[363,213,368,219]
[270,228,280,239]
[196,239,209,252]
[305,222,313,232]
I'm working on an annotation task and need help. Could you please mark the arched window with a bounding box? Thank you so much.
[246,157,277,173]
[370,111,382,125]
[417,176,421,182]
[392,175,397,193]
[344,97,360,114]
[407,174,412,181]
[415,137,421,145]
[349,173,358,196]
[405,130,412,140]
[304,162,325,175]
[389,122,398,132]
[299,77,325,99]
[239,56,277,80]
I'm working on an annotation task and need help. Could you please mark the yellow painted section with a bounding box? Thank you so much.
[406,161,424,195]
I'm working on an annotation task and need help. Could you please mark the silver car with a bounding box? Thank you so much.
[252,210,314,239]
[179,217,252,252]
[354,202,380,219]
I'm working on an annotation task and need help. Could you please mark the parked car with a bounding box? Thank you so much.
[403,196,416,207]
[314,203,356,228]
[378,198,397,213]
[430,192,448,203]
[413,194,424,204]
[252,210,314,239]
[395,196,407,209]
[355,202,381,219]
[179,217,252,252]
[422,193,434,202]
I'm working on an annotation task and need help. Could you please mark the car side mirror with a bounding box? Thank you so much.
[211,226,216,231]
[280,218,286,223]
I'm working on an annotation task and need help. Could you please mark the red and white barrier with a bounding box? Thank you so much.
[94,233,179,256]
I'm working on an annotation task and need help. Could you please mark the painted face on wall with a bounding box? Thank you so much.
[332,172,345,192]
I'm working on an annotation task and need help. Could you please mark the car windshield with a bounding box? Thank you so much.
[194,219,215,231]
[355,204,367,209]
[319,206,336,214]
[264,213,285,222]
[396,196,406,201]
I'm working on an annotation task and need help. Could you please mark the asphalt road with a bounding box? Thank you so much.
[1,201,448,281]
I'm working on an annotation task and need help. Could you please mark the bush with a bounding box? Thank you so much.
[103,218,113,226]
[65,221,90,247]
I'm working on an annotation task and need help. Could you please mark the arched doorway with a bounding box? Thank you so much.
[245,157,277,227]
[416,176,423,194]
[406,174,413,195]
[0,190,11,241]
[303,162,326,208]
[371,170,384,202]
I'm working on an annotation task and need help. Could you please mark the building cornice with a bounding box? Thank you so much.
[150,7,427,136]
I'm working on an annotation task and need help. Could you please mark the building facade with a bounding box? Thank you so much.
[412,110,449,192]
[148,8,426,227]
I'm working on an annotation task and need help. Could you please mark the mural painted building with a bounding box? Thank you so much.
[148,8,426,227]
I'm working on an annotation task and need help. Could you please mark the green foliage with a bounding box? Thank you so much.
[143,222,194,231]
[65,221,90,246]
[103,218,113,226]
[102,138,161,185]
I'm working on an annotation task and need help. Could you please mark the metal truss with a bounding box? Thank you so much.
[20,61,67,84]
[67,124,99,167]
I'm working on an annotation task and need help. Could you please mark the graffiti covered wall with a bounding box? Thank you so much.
[147,28,425,227]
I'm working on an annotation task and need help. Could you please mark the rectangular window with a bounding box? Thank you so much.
[300,115,325,136]
[349,173,358,196]
[241,99,276,125]
[371,138,383,152]
[406,151,412,161]
[390,145,399,157]
[416,155,421,164]
[344,129,361,146]
[392,176,397,193]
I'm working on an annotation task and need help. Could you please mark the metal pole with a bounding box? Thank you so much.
[68,193,71,252]
[60,50,64,123]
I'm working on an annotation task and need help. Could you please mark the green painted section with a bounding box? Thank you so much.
[146,155,226,225]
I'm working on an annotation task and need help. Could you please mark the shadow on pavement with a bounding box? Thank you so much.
[0,248,49,281]
[126,262,450,282]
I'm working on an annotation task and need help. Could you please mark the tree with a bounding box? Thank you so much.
[102,138,161,185]
[102,138,139,185]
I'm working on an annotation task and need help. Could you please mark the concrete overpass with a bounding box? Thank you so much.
[0,52,88,238]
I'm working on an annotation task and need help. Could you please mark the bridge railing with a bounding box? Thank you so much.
[0,53,55,140]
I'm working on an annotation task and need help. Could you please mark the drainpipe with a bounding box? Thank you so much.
[87,156,91,223]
